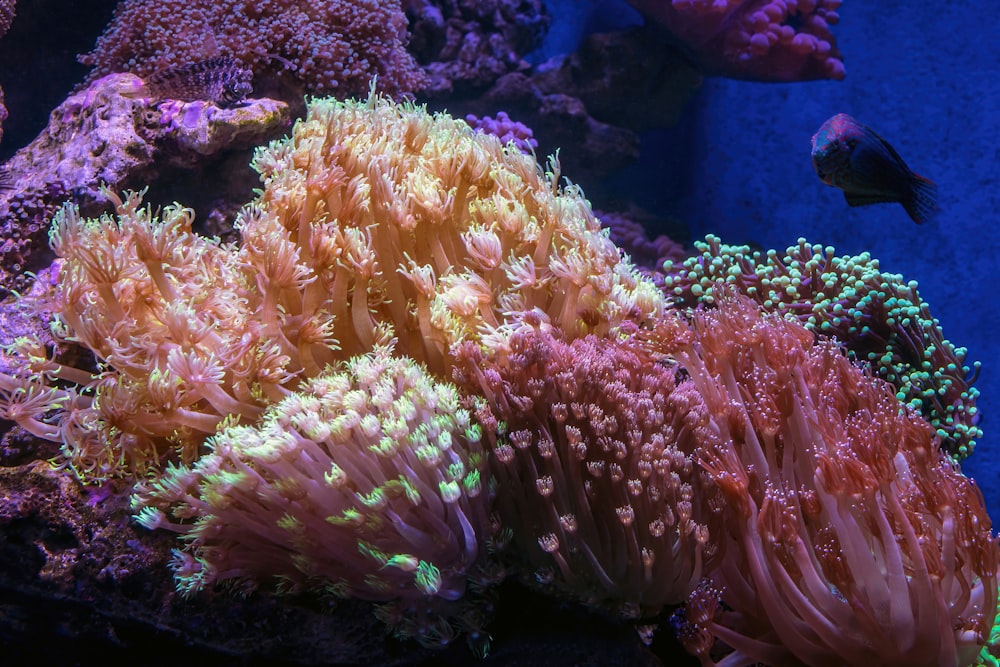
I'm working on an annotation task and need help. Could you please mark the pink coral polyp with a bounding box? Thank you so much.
[79,0,426,97]
[626,0,845,81]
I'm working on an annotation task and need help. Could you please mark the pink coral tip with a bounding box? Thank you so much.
[749,33,771,54]
[791,33,817,54]
[749,11,770,30]
[763,3,785,21]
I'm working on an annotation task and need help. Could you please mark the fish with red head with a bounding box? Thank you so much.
[811,113,939,224]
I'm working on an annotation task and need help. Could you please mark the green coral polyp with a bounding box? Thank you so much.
[132,345,494,640]
[663,234,982,459]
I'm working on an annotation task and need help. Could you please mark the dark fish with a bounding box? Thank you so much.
[145,57,253,108]
[811,113,939,224]
[0,165,12,191]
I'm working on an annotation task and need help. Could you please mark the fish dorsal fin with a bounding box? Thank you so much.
[867,127,910,170]
[848,125,911,183]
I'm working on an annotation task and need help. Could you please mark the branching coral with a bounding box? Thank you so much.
[651,291,998,666]
[662,235,981,459]
[132,346,496,647]
[452,314,720,621]
[79,0,426,98]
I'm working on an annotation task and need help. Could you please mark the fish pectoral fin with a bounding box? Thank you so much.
[843,191,899,207]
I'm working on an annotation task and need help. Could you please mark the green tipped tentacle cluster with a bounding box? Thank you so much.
[661,235,981,459]
[132,346,496,646]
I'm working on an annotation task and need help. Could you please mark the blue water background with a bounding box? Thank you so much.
[544,2,1000,517]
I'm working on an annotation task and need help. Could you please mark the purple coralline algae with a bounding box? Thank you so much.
[464,110,538,153]
[405,0,550,95]
[0,73,289,291]
[80,0,426,100]
[6,72,288,199]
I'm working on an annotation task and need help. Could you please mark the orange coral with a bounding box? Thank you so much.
[0,91,661,481]
[242,91,664,375]
[3,190,266,478]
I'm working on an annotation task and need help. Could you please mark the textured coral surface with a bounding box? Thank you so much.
[80,0,426,98]
[625,0,845,81]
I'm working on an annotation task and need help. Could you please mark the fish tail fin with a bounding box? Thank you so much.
[902,174,939,224]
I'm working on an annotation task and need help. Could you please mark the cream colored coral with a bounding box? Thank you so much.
[133,347,491,606]
[243,90,664,374]
[0,91,663,481]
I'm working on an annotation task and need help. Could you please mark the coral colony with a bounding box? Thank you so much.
[0,91,996,666]
[0,2,997,667]
[79,0,425,97]
[624,0,846,81]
